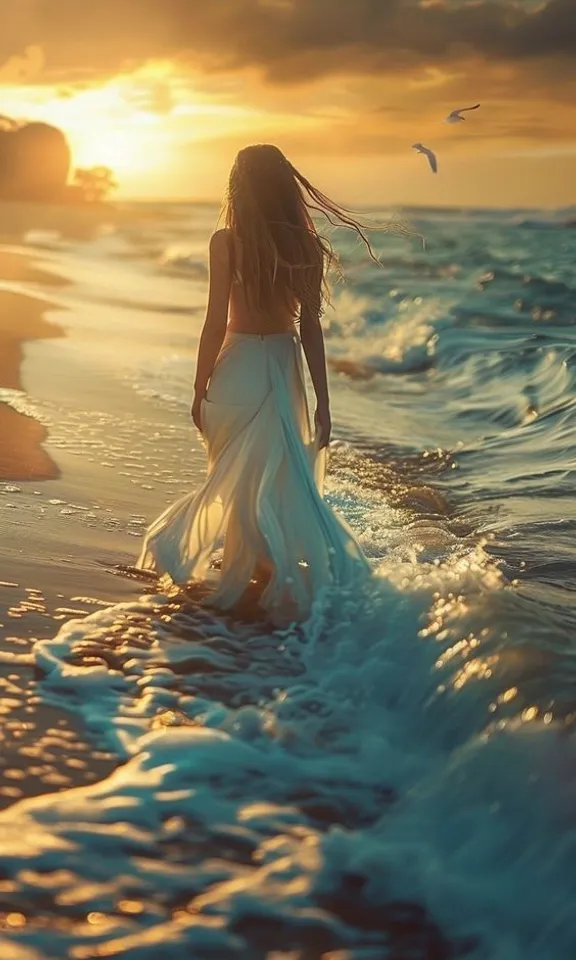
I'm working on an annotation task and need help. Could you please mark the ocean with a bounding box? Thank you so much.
[1,201,576,959]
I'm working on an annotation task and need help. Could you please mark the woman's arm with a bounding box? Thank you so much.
[300,275,331,448]
[191,230,232,429]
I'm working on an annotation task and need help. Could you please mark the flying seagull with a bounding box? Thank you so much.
[412,142,437,174]
[445,103,480,124]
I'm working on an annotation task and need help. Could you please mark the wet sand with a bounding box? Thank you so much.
[0,224,210,822]
[0,248,150,804]
[0,283,64,482]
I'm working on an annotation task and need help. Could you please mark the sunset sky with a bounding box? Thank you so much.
[2,0,575,207]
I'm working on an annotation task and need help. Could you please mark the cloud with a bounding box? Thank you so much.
[0,45,44,83]
[1,0,576,86]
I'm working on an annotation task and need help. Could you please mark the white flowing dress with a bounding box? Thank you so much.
[137,329,370,622]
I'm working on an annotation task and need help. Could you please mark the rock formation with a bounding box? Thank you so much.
[0,117,71,202]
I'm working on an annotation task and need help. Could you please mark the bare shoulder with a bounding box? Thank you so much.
[209,228,232,263]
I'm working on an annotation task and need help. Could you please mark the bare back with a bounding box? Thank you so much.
[226,231,299,336]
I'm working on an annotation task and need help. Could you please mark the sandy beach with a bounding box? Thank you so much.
[0,227,196,812]
[0,284,63,482]
[0,246,136,808]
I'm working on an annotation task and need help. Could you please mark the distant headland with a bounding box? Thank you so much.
[0,115,117,206]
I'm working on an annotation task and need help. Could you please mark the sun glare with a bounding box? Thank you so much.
[70,120,165,175]
[6,81,172,178]
[1,60,350,199]
[0,64,211,188]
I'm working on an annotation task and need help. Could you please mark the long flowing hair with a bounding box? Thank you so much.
[223,144,394,318]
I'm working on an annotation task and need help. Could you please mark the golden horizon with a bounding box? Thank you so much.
[1,42,575,209]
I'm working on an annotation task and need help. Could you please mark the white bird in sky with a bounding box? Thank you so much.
[445,103,480,124]
[412,142,438,174]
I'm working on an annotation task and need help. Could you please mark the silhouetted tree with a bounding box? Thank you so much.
[72,166,118,203]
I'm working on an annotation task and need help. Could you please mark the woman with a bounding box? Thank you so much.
[138,144,373,623]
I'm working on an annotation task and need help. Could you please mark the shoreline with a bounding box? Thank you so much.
[0,234,209,813]
[0,246,154,808]
[0,279,65,482]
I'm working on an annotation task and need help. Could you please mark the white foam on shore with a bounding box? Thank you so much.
[0,544,570,958]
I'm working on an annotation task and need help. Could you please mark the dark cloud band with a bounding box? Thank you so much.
[2,0,575,84]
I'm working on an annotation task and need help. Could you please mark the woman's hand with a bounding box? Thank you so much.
[314,405,332,449]
[191,393,204,433]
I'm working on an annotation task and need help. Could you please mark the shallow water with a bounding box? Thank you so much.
[1,203,576,958]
